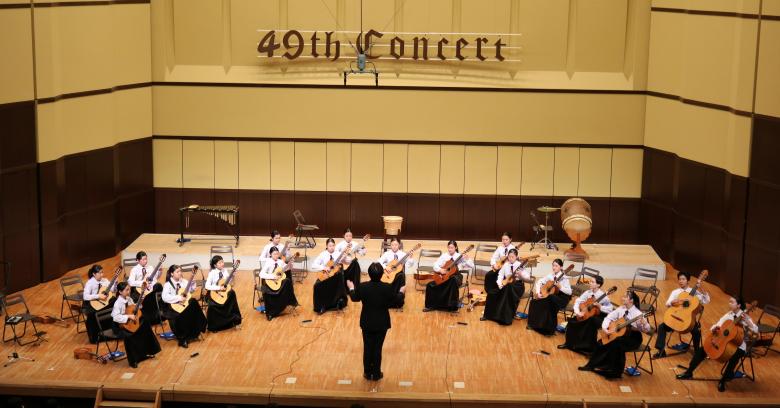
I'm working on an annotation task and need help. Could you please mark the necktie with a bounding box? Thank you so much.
[142,267,146,277]
[330,255,333,261]
[510,265,514,274]
[219,270,223,280]
[394,254,398,260]
[504,247,508,255]
[175,283,181,291]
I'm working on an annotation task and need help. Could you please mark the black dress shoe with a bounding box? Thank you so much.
[267,314,273,321]
[363,373,375,381]
[652,350,666,359]
[557,344,569,349]
[479,317,486,321]
[180,340,189,348]
[130,361,138,369]
[376,371,384,380]
[577,365,593,371]
[717,380,726,392]
[422,308,432,312]
[676,372,692,380]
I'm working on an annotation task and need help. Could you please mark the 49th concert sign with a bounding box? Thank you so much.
[257,29,511,62]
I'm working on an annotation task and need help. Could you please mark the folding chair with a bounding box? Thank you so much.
[571,267,600,297]
[94,308,125,363]
[293,210,318,249]
[458,268,471,306]
[289,253,308,283]
[252,269,264,309]
[2,294,41,346]
[727,338,758,382]
[471,243,497,284]
[210,246,235,269]
[664,312,703,357]
[59,276,86,333]
[754,304,780,356]
[630,281,660,328]
[153,292,170,335]
[519,276,537,315]
[122,258,138,281]
[628,268,659,294]
[629,324,656,375]
[414,249,441,291]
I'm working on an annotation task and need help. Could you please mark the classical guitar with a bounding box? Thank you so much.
[89,266,123,311]
[317,244,351,282]
[499,254,540,287]
[209,259,241,305]
[598,311,653,345]
[576,286,618,321]
[380,243,422,284]
[264,252,299,292]
[343,234,371,262]
[537,264,575,299]
[121,292,147,333]
[431,245,475,286]
[136,254,167,295]
[33,314,69,328]
[663,269,709,333]
[170,265,199,314]
[492,242,525,271]
[704,301,758,362]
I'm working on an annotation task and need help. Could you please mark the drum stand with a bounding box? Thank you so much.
[530,211,559,253]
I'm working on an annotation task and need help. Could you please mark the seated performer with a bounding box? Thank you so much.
[653,271,710,359]
[676,297,758,392]
[161,264,207,348]
[259,230,289,270]
[204,255,243,331]
[82,264,113,343]
[490,232,516,271]
[127,251,163,325]
[336,228,367,291]
[558,275,614,352]
[578,290,652,378]
[377,237,415,309]
[111,282,162,368]
[311,238,348,314]
[423,240,473,312]
[528,259,572,335]
[258,247,299,321]
[482,248,529,325]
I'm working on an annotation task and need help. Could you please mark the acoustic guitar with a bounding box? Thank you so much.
[598,311,653,345]
[704,301,758,363]
[121,292,147,333]
[431,245,475,286]
[209,259,241,305]
[344,234,371,261]
[576,286,618,321]
[317,243,351,282]
[492,242,525,271]
[663,269,709,333]
[89,266,123,311]
[264,252,299,292]
[136,254,167,295]
[381,243,422,284]
[537,264,575,299]
[170,265,199,314]
[499,254,540,287]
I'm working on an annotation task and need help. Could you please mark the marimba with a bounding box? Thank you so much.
[178,204,240,246]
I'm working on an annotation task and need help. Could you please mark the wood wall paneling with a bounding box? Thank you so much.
[269,190,295,235]
[494,196,522,242]
[462,195,496,241]
[154,188,183,234]
[237,189,270,236]
[181,188,215,234]
[404,194,439,239]
[214,188,239,237]
[350,192,383,238]
[0,101,36,170]
[437,194,463,240]
[325,192,351,238]
[293,191,326,238]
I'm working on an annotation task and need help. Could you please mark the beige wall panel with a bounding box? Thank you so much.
[152,86,645,145]
[408,145,440,194]
[464,146,497,195]
[611,148,643,198]
[214,140,238,189]
[109,4,152,86]
[553,147,579,197]
[270,141,295,190]
[652,0,759,13]
[230,0,279,66]
[383,144,408,193]
[520,147,554,196]
[0,9,34,103]
[238,141,271,190]
[645,96,751,176]
[765,0,780,15]
[37,94,112,162]
[172,0,222,66]
[647,12,684,95]
[402,0,453,33]
[351,144,383,193]
[293,142,327,191]
[515,0,569,70]
[182,140,214,188]
[112,87,153,144]
[496,146,523,196]
[575,0,629,72]
[578,148,612,197]
[287,0,339,30]
[440,145,465,194]
[360,0,395,31]
[461,0,511,34]
[755,21,780,117]
[153,139,182,188]
[326,142,351,192]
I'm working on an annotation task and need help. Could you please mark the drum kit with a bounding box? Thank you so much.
[529,198,593,259]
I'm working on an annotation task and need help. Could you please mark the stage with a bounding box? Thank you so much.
[121,234,667,281]
[0,241,779,407]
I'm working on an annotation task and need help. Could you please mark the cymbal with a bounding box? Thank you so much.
[537,206,560,213]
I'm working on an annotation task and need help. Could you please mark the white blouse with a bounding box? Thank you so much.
[259,259,287,280]
[128,264,149,288]
[162,278,193,304]
[111,296,135,324]
[432,252,474,272]
[259,242,289,268]
[573,289,615,315]
[602,305,651,333]
[311,249,342,272]
[496,260,530,289]
[83,277,110,301]
[490,244,516,269]
[665,287,711,307]
[712,310,759,351]
[378,250,416,270]
[533,272,572,297]
[205,268,232,291]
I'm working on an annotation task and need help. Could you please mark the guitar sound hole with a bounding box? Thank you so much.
[682,300,690,308]
[723,330,730,336]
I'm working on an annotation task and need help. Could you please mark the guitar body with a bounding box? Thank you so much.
[120,304,142,333]
[170,290,192,314]
[493,256,508,272]
[264,269,286,292]
[209,278,232,305]
[538,281,558,299]
[577,299,600,321]
[381,261,403,284]
[317,261,343,282]
[431,261,460,286]
[703,321,744,362]
[89,287,114,311]
[598,318,627,345]
[663,292,703,333]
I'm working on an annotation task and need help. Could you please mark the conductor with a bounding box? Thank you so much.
[346,262,406,381]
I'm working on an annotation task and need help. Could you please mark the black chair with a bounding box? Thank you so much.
[153,292,170,335]
[754,304,780,357]
[293,210,318,248]
[629,324,656,375]
[59,276,86,333]
[2,294,41,346]
[471,243,497,284]
[94,308,125,363]
[252,269,264,309]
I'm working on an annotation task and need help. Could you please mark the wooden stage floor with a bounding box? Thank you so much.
[1,240,779,407]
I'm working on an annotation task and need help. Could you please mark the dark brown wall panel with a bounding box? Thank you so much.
[117,190,154,250]
[642,148,677,207]
[115,138,152,195]
[41,221,67,281]
[155,188,183,233]
[214,189,240,237]
[325,192,350,238]
[744,182,780,248]
[438,195,463,240]
[608,199,639,244]
[293,191,326,236]
[85,148,115,207]
[182,188,216,234]
[676,159,705,219]
[639,201,674,261]
[723,235,743,297]
[63,155,87,214]
[238,190,270,236]
[65,212,90,269]
[750,116,780,186]
[350,192,383,237]
[494,196,522,241]
[521,197,552,243]
[1,168,39,234]
[2,229,40,292]
[382,193,407,228]
[742,243,779,306]
[88,203,117,261]
[0,101,36,171]
[269,191,295,234]
[725,175,747,237]
[405,194,438,238]
[462,195,495,240]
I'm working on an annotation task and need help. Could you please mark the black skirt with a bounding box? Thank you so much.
[483,271,524,326]
[313,270,348,313]
[261,277,299,318]
[206,290,242,332]
[162,299,207,341]
[129,284,163,325]
[424,273,462,311]
[83,298,116,344]
[112,320,161,367]
[584,330,643,378]
[343,259,362,293]
[388,269,406,309]
[527,292,571,335]
[564,312,607,352]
